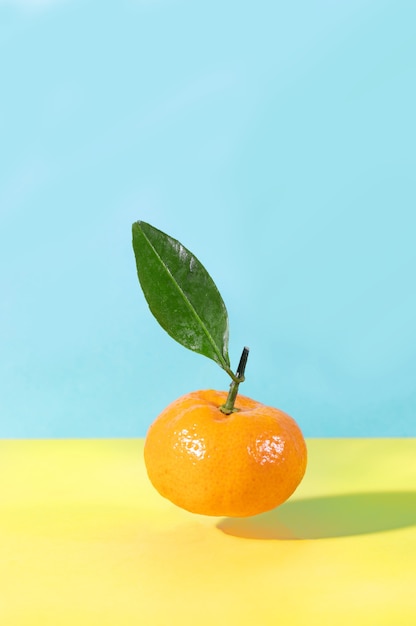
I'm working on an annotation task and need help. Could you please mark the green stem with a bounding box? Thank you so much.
[219,347,249,415]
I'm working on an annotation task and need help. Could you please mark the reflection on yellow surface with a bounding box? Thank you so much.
[0,439,415,625]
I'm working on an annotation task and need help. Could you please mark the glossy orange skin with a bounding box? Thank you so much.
[144,390,307,517]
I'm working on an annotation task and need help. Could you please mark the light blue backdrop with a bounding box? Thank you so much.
[1,0,415,437]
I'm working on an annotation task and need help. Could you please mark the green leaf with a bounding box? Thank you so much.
[132,221,231,372]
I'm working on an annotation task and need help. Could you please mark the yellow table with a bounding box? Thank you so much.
[0,439,415,625]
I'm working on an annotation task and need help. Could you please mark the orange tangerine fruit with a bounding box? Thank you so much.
[144,389,307,517]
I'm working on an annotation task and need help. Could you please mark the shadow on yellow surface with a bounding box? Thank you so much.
[217,491,416,540]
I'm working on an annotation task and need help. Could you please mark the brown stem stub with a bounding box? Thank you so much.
[236,346,249,380]
[219,346,250,415]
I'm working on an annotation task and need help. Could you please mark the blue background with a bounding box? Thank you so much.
[1,0,415,437]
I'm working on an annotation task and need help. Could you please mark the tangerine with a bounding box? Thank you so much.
[144,389,307,517]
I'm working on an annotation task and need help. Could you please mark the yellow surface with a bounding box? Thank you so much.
[0,439,415,626]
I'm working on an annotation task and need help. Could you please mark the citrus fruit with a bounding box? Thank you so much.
[144,389,307,517]
[133,222,308,517]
